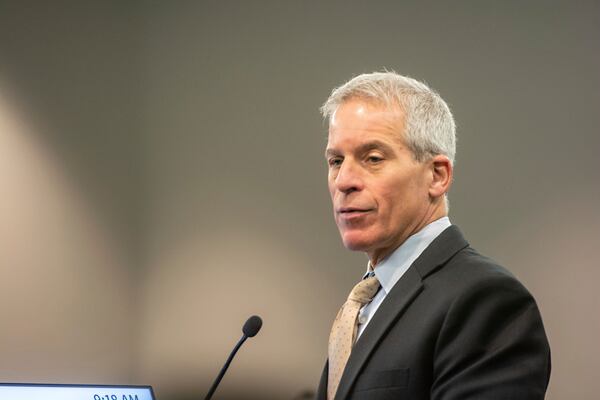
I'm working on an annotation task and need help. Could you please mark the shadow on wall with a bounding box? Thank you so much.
[0,86,135,383]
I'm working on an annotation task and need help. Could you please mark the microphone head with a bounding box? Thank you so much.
[242,315,262,337]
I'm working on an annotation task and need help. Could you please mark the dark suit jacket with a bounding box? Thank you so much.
[316,225,551,400]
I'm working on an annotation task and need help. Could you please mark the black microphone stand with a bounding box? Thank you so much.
[204,316,262,400]
[204,334,248,400]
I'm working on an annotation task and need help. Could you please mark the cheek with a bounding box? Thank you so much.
[377,183,416,220]
[378,186,404,212]
[327,180,335,200]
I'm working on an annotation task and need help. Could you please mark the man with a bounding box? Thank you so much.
[316,72,551,400]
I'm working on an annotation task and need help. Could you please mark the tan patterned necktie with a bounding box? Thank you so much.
[327,275,380,400]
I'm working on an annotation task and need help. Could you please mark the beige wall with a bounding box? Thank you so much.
[1,1,599,399]
[0,0,141,385]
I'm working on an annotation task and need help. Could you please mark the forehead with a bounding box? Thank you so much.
[327,98,405,146]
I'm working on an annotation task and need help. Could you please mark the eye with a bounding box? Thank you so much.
[366,154,384,163]
[328,157,343,168]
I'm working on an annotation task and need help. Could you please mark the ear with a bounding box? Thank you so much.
[428,154,453,199]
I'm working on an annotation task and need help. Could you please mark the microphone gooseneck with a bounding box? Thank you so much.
[204,315,263,400]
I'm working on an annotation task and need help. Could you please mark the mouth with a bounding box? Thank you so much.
[337,207,374,215]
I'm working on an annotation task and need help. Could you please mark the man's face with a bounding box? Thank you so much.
[326,98,434,264]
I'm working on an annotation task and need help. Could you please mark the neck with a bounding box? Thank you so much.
[369,203,447,267]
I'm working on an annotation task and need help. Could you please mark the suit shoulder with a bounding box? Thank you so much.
[431,245,533,300]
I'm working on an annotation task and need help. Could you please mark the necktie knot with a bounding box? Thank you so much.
[347,275,380,305]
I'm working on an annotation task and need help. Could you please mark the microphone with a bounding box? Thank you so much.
[204,315,263,400]
[243,315,262,337]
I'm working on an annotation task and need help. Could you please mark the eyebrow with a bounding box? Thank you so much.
[325,140,396,158]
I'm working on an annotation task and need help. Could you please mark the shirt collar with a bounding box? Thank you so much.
[365,217,452,294]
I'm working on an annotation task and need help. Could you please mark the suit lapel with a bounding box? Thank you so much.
[316,361,328,400]
[334,265,423,400]
[333,225,469,400]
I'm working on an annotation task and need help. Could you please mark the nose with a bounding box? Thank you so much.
[334,160,364,194]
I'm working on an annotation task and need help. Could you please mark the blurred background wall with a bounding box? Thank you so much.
[0,0,141,385]
[0,1,599,399]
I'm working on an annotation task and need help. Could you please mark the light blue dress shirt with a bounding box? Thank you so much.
[356,217,452,340]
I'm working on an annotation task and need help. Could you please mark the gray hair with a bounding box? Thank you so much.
[321,71,456,165]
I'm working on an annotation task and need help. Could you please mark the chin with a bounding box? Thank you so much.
[341,232,373,252]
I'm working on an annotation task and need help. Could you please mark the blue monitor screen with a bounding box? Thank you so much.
[0,384,155,400]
